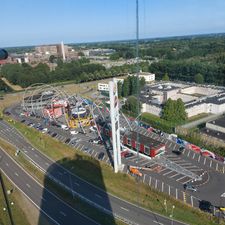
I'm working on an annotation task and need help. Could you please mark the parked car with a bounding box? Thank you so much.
[65,138,71,144]
[183,184,197,192]
[98,152,105,160]
[173,146,185,155]
[70,130,78,135]
[51,133,57,137]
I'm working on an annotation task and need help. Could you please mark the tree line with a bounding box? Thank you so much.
[0,59,149,88]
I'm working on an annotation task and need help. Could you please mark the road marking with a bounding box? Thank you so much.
[149,176,152,186]
[26,183,31,188]
[155,179,158,189]
[203,158,206,165]
[210,160,212,167]
[168,185,170,196]
[74,182,80,186]
[176,176,187,182]
[153,220,164,225]
[143,174,146,183]
[216,163,218,171]
[192,153,196,159]
[169,173,180,178]
[161,182,164,192]
[187,150,190,157]
[95,194,102,198]
[5,162,9,167]
[60,211,66,216]
[45,162,50,166]
[176,188,178,199]
[120,207,129,212]
[198,155,201,162]
[177,162,192,166]
[163,170,173,176]
[14,172,19,176]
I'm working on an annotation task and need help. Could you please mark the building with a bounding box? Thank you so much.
[206,117,225,134]
[98,83,109,92]
[129,71,155,83]
[140,82,225,118]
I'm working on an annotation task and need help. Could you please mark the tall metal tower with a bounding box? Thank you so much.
[109,78,122,173]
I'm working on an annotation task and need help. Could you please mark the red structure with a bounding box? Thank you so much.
[123,131,165,158]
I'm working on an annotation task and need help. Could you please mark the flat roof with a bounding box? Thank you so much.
[150,84,180,92]
[208,117,225,128]
[185,92,225,108]
[125,131,164,148]
[201,127,225,141]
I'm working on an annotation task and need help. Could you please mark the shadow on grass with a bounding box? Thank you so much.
[38,154,116,225]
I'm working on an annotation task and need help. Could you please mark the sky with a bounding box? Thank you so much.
[1,0,225,47]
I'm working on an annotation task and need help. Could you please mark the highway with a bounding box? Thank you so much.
[0,120,186,225]
[0,148,100,225]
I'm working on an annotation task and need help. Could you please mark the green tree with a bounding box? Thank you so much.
[162,73,170,81]
[194,73,204,84]
[49,55,57,63]
[123,96,140,115]
[122,78,130,97]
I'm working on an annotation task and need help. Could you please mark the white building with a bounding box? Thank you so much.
[129,72,155,82]
[98,83,109,92]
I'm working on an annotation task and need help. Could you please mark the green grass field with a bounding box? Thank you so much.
[5,118,222,225]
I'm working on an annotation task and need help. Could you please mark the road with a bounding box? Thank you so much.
[0,148,100,225]
[0,122,186,225]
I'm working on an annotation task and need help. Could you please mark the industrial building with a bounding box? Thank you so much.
[141,82,225,118]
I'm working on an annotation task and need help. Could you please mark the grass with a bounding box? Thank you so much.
[0,172,31,225]
[6,118,223,225]
[0,138,125,225]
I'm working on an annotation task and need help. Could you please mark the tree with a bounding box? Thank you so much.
[123,96,140,115]
[49,55,57,63]
[122,79,130,97]
[194,73,204,84]
[162,98,187,123]
[162,73,170,81]
[117,81,123,98]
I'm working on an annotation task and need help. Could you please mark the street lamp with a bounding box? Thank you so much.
[170,205,175,225]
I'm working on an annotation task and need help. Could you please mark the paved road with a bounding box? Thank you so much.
[0,149,100,225]
[0,122,186,225]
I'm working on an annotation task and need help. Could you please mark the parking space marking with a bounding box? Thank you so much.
[176,176,187,182]
[189,168,202,172]
[149,176,152,186]
[169,173,180,178]
[198,155,201,162]
[177,162,192,166]
[210,160,212,167]
[163,170,173,176]
[216,163,218,171]
[187,150,191,157]
[192,153,196,159]
[203,158,206,165]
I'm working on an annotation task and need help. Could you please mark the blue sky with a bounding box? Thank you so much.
[1,0,225,47]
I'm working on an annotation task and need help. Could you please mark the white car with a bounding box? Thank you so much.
[61,125,69,130]
[70,130,78,135]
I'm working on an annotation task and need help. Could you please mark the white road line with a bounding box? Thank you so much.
[14,172,19,176]
[26,183,31,188]
[153,220,164,225]
[149,176,152,186]
[182,178,192,184]
[155,179,158,189]
[169,173,180,178]
[74,182,80,186]
[203,158,206,165]
[120,207,129,212]
[94,152,98,158]
[163,170,173,176]
[192,153,196,159]
[210,160,212,167]
[177,163,192,166]
[187,150,190,157]
[176,176,187,182]
[216,163,218,171]
[143,174,146,183]
[95,194,102,198]
[60,211,66,217]
[198,155,201,162]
